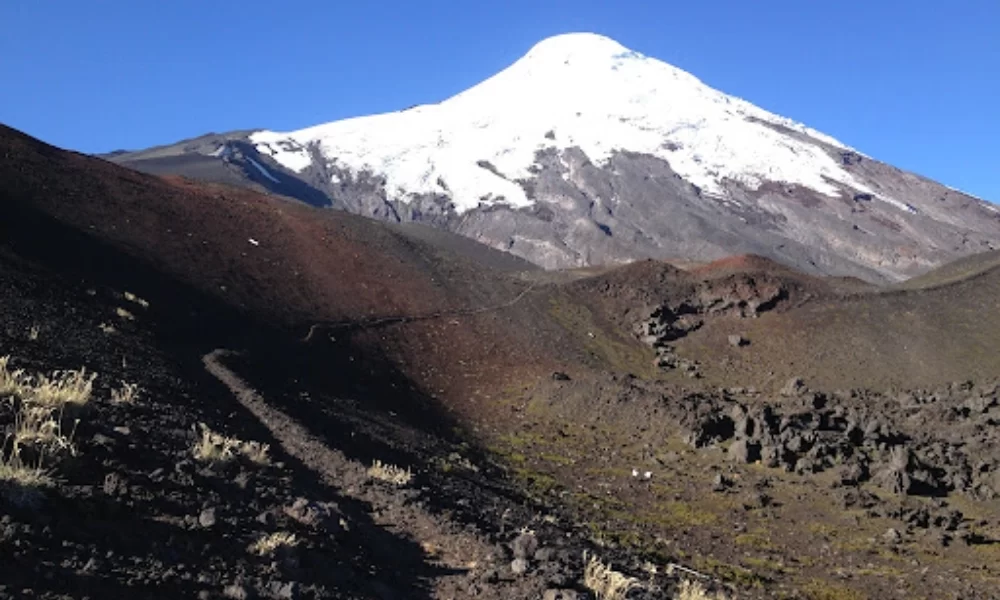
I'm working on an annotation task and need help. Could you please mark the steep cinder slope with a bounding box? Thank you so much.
[2,124,532,326]
[8,123,1000,600]
[2,123,576,418]
[0,129,632,600]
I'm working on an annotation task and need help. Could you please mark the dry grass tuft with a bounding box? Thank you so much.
[111,381,141,405]
[0,450,52,507]
[1,358,96,408]
[0,357,27,398]
[367,459,413,486]
[583,552,643,600]
[675,579,730,600]
[0,455,51,488]
[123,291,150,308]
[248,531,298,556]
[0,356,94,507]
[11,403,78,453]
[1,357,89,451]
[192,423,270,465]
[28,369,96,408]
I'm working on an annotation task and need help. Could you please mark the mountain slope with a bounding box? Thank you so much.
[106,33,1000,282]
[7,124,1000,599]
[0,124,612,600]
[252,33,869,210]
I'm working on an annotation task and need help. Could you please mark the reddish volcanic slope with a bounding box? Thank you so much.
[6,122,1000,399]
[1,124,533,328]
[0,124,569,416]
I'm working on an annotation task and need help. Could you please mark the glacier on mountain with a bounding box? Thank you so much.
[250,33,895,213]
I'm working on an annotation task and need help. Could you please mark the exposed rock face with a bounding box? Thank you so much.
[634,270,790,373]
[729,439,761,463]
[678,382,1000,501]
[103,34,1000,282]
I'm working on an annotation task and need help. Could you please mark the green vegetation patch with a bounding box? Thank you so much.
[547,294,655,376]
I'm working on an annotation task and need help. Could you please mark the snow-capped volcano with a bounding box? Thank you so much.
[106,33,1000,282]
[250,33,879,212]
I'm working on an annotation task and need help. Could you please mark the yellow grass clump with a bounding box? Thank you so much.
[675,579,730,600]
[1,356,95,506]
[123,291,150,308]
[367,459,413,486]
[248,531,299,556]
[111,381,141,405]
[192,423,270,465]
[583,553,643,600]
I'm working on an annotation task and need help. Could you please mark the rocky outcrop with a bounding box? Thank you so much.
[634,272,790,373]
[679,382,1000,501]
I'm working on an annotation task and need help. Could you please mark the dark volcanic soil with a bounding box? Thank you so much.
[4,123,1000,600]
[0,125,675,599]
[0,189,611,599]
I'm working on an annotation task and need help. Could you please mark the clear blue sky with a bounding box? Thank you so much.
[2,0,997,201]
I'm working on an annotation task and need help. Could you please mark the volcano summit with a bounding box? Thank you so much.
[108,33,1000,281]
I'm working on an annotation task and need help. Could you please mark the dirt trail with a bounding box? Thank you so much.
[302,281,538,341]
[202,349,543,598]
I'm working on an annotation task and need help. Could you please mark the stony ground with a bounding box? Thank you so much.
[483,370,1000,598]
[0,239,693,599]
[4,124,1000,599]
[4,229,1000,599]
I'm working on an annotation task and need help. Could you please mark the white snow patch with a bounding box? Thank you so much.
[877,194,920,214]
[246,157,281,184]
[248,134,313,172]
[250,33,892,213]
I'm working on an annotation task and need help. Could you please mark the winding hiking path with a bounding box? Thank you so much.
[302,281,538,341]
[201,349,543,599]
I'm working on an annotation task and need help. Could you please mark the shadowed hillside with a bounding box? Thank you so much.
[3,123,1000,599]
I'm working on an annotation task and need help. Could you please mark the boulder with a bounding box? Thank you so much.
[284,498,343,534]
[711,473,732,492]
[964,395,997,414]
[198,508,217,528]
[837,461,868,486]
[511,532,538,560]
[883,528,902,545]
[510,558,530,576]
[760,444,782,468]
[873,447,914,495]
[685,414,736,448]
[729,439,760,463]
[730,404,755,438]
